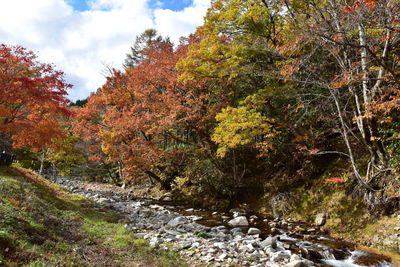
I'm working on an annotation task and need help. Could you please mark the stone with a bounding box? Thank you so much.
[135,233,146,239]
[149,237,161,248]
[162,196,172,202]
[332,249,351,260]
[247,227,262,235]
[315,213,326,226]
[228,216,249,227]
[213,242,226,249]
[191,241,200,248]
[300,247,323,261]
[178,241,192,250]
[261,236,277,249]
[192,216,203,221]
[218,253,227,260]
[167,216,188,227]
[231,227,244,234]
[271,250,291,262]
[271,227,281,235]
[203,255,215,263]
[245,243,255,253]
[265,247,277,257]
[97,197,109,203]
[290,254,301,262]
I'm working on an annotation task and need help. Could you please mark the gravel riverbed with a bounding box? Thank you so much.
[55,177,394,267]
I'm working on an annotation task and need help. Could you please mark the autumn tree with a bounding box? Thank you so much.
[0,44,71,154]
[74,34,226,189]
[276,0,400,191]
[177,0,299,187]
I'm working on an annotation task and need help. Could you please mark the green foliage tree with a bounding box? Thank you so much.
[123,29,171,69]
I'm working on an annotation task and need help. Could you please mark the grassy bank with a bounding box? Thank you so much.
[0,166,187,267]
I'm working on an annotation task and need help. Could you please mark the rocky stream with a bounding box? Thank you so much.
[56,177,395,267]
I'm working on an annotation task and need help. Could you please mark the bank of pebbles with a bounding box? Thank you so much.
[55,178,378,267]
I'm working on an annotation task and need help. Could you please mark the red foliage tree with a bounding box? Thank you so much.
[0,44,71,152]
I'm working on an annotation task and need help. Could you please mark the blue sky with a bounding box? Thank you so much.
[67,0,90,11]
[149,0,192,11]
[0,0,210,101]
[68,0,193,12]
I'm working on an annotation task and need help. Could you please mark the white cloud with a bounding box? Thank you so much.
[0,0,210,101]
[154,0,210,42]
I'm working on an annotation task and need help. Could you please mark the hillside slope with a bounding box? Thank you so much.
[0,166,186,267]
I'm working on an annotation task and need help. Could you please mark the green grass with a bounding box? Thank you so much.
[0,166,187,267]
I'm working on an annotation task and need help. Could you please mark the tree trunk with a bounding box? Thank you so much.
[331,89,378,192]
[39,151,46,176]
[357,23,387,170]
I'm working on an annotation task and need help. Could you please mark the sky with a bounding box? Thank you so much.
[0,0,210,101]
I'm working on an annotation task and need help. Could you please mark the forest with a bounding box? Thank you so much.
[1,0,400,265]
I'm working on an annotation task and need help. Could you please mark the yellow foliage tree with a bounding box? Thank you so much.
[212,106,276,158]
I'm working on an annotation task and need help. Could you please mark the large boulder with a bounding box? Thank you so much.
[228,216,249,227]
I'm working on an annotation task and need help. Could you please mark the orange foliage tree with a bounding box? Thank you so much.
[0,44,71,152]
[74,37,227,188]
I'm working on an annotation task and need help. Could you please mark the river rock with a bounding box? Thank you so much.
[247,227,261,235]
[97,197,109,203]
[228,216,249,227]
[290,254,301,261]
[218,252,227,261]
[261,236,277,249]
[178,241,192,250]
[149,237,162,248]
[212,225,227,232]
[271,227,281,235]
[167,216,188,227]
[271,250,291,262]
[332,248,350,260]
[135,233,146,239]
[300,247,323,261]
[315,213,326,226]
